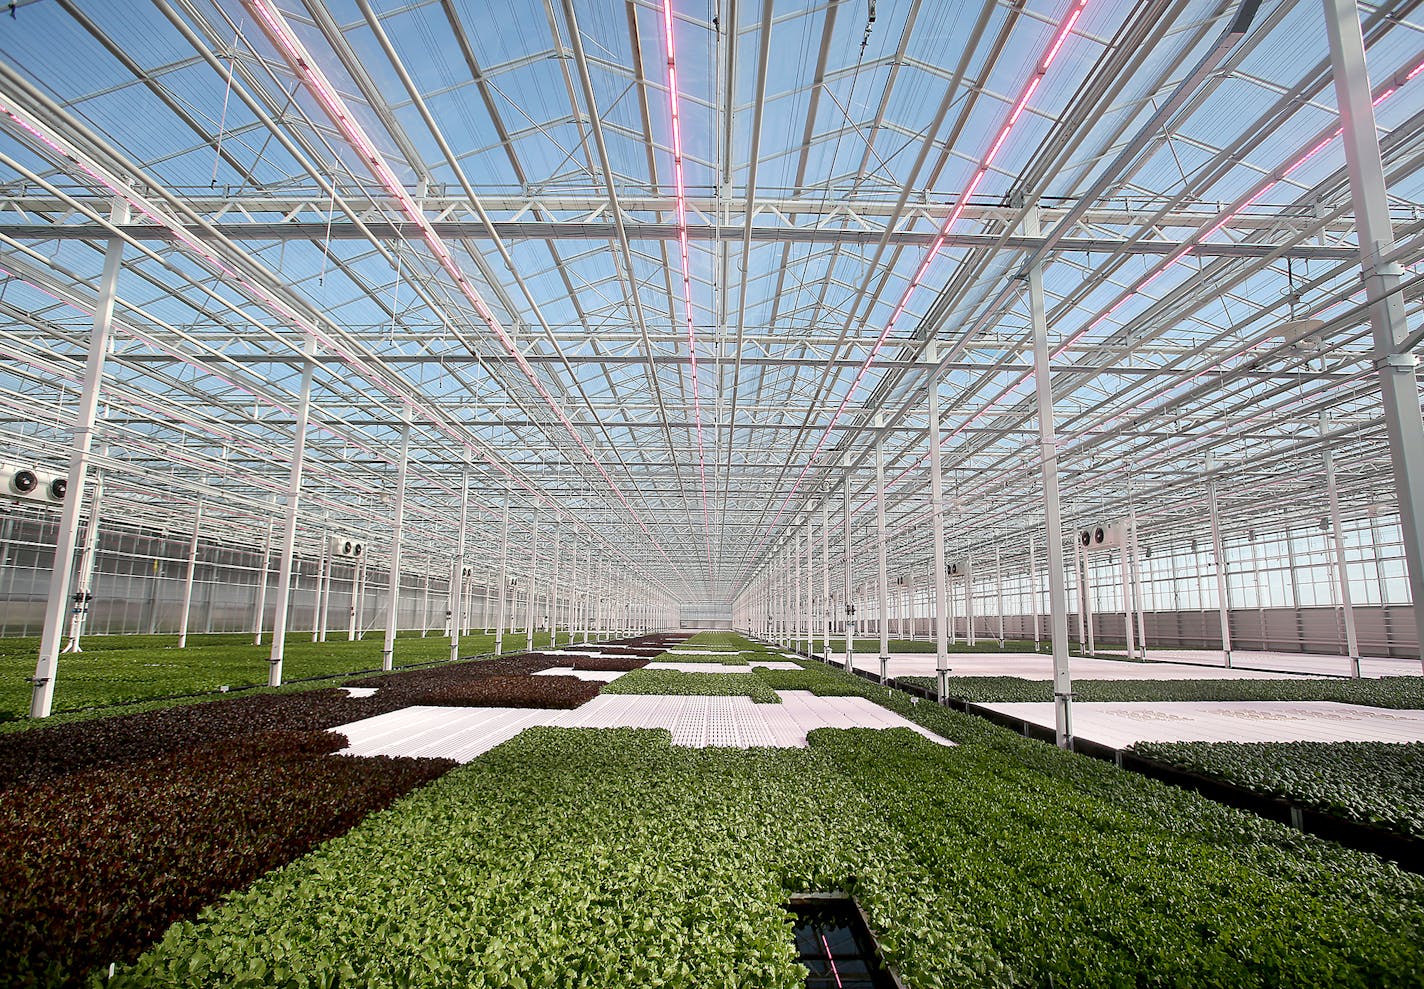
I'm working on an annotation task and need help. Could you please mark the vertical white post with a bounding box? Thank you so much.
[1082,546,1095,656]
[32,200,128,718]
[525,513,539,652]
[252,509,273,648]
[1119,541,1136,661]
[347,557,361,641]
[876,420,890,682]
[267,336,317,688]
[928,365,951,701]
[421,558,430,637]
[793,532,803,653]
[311,533,328,643]
[381,420,411,672]
[1324,426,1361,675]
[450,465,470,663]
[62,455,106,653]
[995,543,1005,647]
[317,536,332,643]
[1029,532,1041,651]
[583,542,592,643]
[569,534,579,645]
[549,520,561,648]
[1206,456,1234,666]
[906,570,916,640]
[965,553,976,647]
[1027,205,1073,747]
[821,496,831,658]
[176,501,204,648]
[494,497,511,653]
[947,565,957,645]
[805,518,815,655]
[1074,536,1087,648]
[842,464,854,673]
[1324,0,1424,669]
[1130,515,1149,658]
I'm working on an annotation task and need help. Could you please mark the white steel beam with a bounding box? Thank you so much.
[1323,0,1424,667]
[30,199,128,718]
[382,420,412,672]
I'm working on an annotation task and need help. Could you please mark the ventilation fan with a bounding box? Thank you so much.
[329,535,366,559]
[2,465,67,506]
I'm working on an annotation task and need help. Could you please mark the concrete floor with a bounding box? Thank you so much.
[333,690,949,761]
[844,651,1321,681]
[981,700,1424,748]
[1095,648,1423,679]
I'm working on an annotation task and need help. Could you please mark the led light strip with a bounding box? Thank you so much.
[660,0,714,563]
[742,0,1092,570]
[244,0,674,566]
[860,48,1424,500]
[0,100,672,590]
[831,42,1424,526]
[1065,51,1424,355]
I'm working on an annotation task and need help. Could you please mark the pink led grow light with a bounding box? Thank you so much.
[660,0,714,563]
[0,96,668,586]
[743,0,1092,567]
[244,0,674,565]
[848,49,1424,517]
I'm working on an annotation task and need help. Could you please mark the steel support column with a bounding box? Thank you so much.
[31,200,128,718]
[253,509,274,646]
[1206,457,1234,667]
[381,420,412,672]
[525,514,539,652]
[929,365,951,702]
[1324,0,1424,669]
[876,422,890,683]
[494,497,511,654]
[1028,206,1073,748]
[62,455,105,654]
[450,467,471,663]
[176,501,203,649]
[821,496,831,658]
[1029,533,1041,650]
[1324,426,1362,675]
[267,337,317,688]
[317,534,332,643]
[843,465,854,674]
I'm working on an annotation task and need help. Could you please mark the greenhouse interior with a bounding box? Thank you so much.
[4,0,1424,985]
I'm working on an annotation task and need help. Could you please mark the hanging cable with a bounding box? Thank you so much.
[210,28,240,188]
[318,167,336,287]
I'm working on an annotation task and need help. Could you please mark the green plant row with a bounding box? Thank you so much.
[600,668,781,703]
[110,717,1424,988]
[898,674,1424,708]
[648,652,782,665]
[0,630,563,720]
[1130,740,1424,838]
[810,637,1045,654]
[683,631,767,651]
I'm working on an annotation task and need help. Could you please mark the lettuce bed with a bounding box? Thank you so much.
[1131,740,1424,838]
[901,674,1424,708]
[0,652,559,787]
[0,731,451,989]
[0,630,565,719]
[404,674,600,708]
[111,723,1424,988]
[570,656,648,672]
[599,668,781,703]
